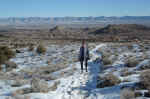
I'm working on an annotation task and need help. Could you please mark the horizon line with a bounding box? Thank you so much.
[0,16,150,18]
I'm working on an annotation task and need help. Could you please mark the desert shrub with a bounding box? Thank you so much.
[20,65,66,81]
[38,64,68,75]
[47,60,51,65]
[12,89,31,98]
[144,92,150,97]
[36,44,46,54]
[0,46,15,64]
[127,45,133,50]
[11,79,28,87]
[49,81,60,91]
[125,57,139,67]
[102,57,113,65]
[101,51,113,65]
[19,68,35,78]
[28,45,34,51]
[31,77,49,93]
[0,46,15,58]
[142,53,149,60]
[0,65,2,71]
[0,54,8,64]
[120,88,135,99]
[121,68,133,77]
[137,60,150,70]
[97,73,121,88]
[14,43,29,48]
[134,91,143,97]
[101,51,111,59]
[140,69,150,91]
[5,61,17,71]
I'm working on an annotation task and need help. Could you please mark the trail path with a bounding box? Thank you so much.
[58,44,104,99]
[30,44,120,99]
[30,44,104,99]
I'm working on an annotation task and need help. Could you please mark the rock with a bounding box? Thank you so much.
[16,49,21,53]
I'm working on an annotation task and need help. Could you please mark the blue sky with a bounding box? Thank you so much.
[0,0,150,17]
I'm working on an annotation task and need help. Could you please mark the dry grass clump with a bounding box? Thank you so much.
[12,93,31,99]
[125,57,139,67]
[38,64,68,75]
[28,44,34,51]
[141,53,149,60]
[0,54,8,65]
[120,68,133,77]
[102,57,113,66]
[101,51,113,65]
[19,68,35,78]
[5,61,17,71]
[12,80,60,96]
[12,88,32,98]
[127,45,133,50]
[13,42,35,49]
[14,43,26,48]
[30,78,60,93]
[11,79,29,87]
[36,44,47,54]
[137,60,150,70]
[0,46,15,65]
[20,64,68,81]
[0,65,2,71]
[97,73,121,88]
[120,88,135,99]
[49,81,60,91]
[134,91,143,97]
[60,68,75,77]
[140,69,150,91]
[31,77,49,93]
[101,50,111,58]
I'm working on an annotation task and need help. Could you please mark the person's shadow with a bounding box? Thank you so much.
[71,58,135,98]
[71,59,102,97]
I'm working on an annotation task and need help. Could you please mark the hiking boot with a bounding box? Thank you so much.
[86,69,88,72]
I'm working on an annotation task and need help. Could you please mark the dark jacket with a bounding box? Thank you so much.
[79,45,89,61]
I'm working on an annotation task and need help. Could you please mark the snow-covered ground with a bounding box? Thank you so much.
[0,42,150,99]
[27,44,105,99]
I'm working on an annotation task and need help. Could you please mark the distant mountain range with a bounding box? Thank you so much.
[0,16,150,25]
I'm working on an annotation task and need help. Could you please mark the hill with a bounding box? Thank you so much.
[90,24,150,35]
[88,24,150,42]
[1,16,150,27]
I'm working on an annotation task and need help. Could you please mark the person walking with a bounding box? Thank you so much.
[79,40,90,73]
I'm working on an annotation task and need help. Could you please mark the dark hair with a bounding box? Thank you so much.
[82,40,85,46]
